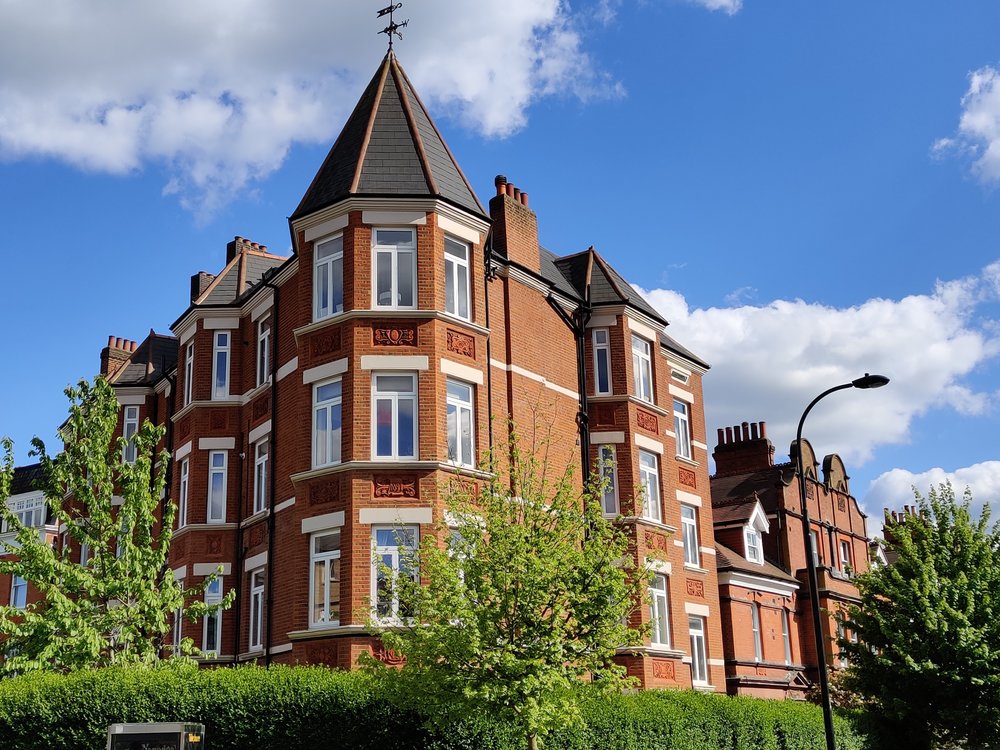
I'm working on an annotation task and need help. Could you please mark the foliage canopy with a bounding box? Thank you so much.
[0,377,228,674]
[840,482,1000,749]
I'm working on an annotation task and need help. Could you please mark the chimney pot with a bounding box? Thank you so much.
[750,422,759,440]
[505,183,515,198]
[717,427,725,446]
[494,174,508,195]
[725,426,733,444]
[108,335,116,347]
[520,191,529,206]
[760,421,767,438]
[741,421,750,441]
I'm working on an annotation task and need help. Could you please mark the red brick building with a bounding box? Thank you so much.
[710,421,870,699]
[3,52,726,690]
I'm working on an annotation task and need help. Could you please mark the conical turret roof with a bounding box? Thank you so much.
[292,52,486,221]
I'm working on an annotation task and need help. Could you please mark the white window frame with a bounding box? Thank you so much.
[639,450,661,523]
[840,539,852,572]
[598,444,619,516]
[372,525,418,623]
[309,529,342,628]
[10,575,26,610]
[207,451,227,524]
[312,378,343,468]
[744,525,763,564]
[178,458,189,529]
[122,406,139,464]
[373,228,416,310]
[257,317,271,387]
[184,342,194,406]
[751,604,762,662]
[631,334,653,403]
[249,568,265,651]
[372,373,418,460]
[314,234,345,321]
[202,576,223,657]
[5,495,45,532]
[444,236,471,321]
[446,379,475,467]
[681,504,700,567]
[253,439,269,515]
[593,328,611,395]
[80,540,90,567]
[689,615,708,684]
[810,529,821,568]
[649,573,670,647]
[782,609,792,665]
[673,399,692,460]
[212,331,230,400]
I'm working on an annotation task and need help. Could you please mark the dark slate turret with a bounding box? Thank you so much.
[292,51,486,221]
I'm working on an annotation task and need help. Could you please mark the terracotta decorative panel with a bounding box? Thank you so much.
[652,658,675,680]
[206,534,223,555]
[177,418,191,440]
[373,644,405,665]
[252,395,270,421]
[210,411,227,430]
[374,324,417,347]
[373,478,418,499]
[644,531,670,555]
[311,329,342,357]
[446,328,475,359]
[678,466,697,489]
[837,496,847,512]
[686,578,705,598]
[247,524,266,549]
[310,482,339,506]
[173,535,188,557]
[636,409,658,434]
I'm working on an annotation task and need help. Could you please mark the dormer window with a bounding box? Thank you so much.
[745,526,763,564]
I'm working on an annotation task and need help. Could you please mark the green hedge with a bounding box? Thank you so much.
[0,665,869,750]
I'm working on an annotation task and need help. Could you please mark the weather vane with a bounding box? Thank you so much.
[378,3,408,51]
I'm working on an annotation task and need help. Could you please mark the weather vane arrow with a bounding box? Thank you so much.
[378,3,408,51]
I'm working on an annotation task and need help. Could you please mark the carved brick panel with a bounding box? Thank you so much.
[373,644,405,665]
[177,418,191,440]
[652,658,675,680]
[678,466,697,489]
[306,643,337,666]
[206,534,223,555]
[374,324,417,347]
[310,481,340,506]
[446,329,475,359]
[644,531,670,555]
[252,395,270,421]
[685,578,705,598]
[173,535,188,558]
[311,329,342,358]
[247,524,266,549]
[636,409,658,434]
[210,411,227,430]
[373,478,418,499]
[837,496,847,512]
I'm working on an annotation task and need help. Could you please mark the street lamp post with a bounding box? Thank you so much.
[795,373,889,750]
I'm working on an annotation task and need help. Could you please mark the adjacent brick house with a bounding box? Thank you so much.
[2,52,726,690]
[710,421,869,699]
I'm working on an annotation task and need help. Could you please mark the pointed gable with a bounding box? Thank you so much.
[293,52,486,222]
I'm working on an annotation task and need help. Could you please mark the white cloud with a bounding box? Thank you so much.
[637,261,1000,479]
[689,0,743,15]
[865,462,1000,520]
[0,0,612,216]
[936,65,1000,184]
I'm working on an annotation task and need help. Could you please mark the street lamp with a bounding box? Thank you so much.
[795,373,889,750]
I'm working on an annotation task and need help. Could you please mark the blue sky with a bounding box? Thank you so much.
[2,0,1000,525]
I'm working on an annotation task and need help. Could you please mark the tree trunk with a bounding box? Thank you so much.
[527,733,538,750]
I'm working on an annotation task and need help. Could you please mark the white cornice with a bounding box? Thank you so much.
[292,309,490,343]
[291,197,490,241]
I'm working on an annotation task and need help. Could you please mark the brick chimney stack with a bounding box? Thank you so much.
[489,174,540,273]
[226,235,267,263]
[713,420,775,477]
[190,272,216,302]
[100,336,137,378]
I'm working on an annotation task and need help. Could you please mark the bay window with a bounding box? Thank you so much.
[373,229,415,309]
[446,379,474,467]
[373,373,417,460]
[639,450,661,522]
[373,526,418,621]
[253,439,268,514]
[673,399,692,460]
[593,329,611,395]
[689,615,708,684]
[681,504,700,567]
[212,331,230,400]
[649,574,670,647]
[208,451,227,523]
[249,569,265,651]
[444,237,470,320]
[598,444,619,516]
[310,529,341,627]
[313,379,343,468]
[631,334,652,402]
[314,235,344,320]
[203,576,223,656]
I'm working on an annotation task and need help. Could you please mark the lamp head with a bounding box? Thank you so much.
[852,373,890,390]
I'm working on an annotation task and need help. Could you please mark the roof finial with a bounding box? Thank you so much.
[377,3,408,52]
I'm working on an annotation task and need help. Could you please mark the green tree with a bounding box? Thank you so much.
[0,377,229,674]
[839,483,1000,749]
[364,432,648,750]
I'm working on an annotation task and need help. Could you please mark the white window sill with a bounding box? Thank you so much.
[619,516,679,534]
[684,564,710,575]
[240,509,269,528]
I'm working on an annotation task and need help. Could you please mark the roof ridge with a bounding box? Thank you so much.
[390,58,437,195]
[392,56,486,215]
[350,54,391,194]
[245,249,289,261]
